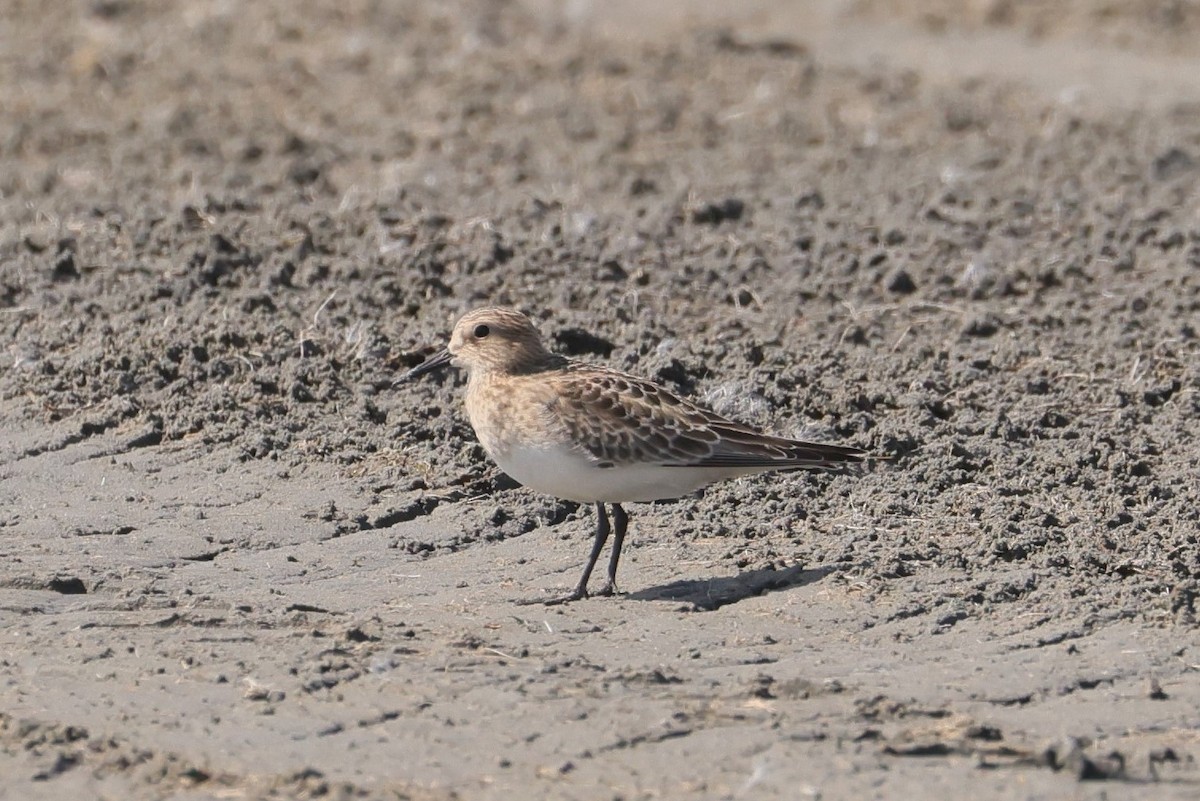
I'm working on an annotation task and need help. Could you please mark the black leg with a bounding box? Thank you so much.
[596,503,628,597]
[543,502,609,605]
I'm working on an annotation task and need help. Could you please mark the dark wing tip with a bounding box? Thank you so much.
[672,440,867,470]
[788,441,867,464]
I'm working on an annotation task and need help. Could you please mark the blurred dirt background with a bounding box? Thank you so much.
[2,1,1199,798]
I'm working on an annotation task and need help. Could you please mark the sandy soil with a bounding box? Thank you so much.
[2,1,1199,798]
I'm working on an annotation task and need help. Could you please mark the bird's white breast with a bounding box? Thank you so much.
[490,442,732,503]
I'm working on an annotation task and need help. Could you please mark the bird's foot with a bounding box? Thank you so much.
[515,586,588,606]
[543,586,589,606]
[594,581,620,597]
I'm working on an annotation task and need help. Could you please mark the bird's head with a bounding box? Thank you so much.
[399,307,554,382]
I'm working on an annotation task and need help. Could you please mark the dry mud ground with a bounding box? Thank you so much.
[2,1,1200,799]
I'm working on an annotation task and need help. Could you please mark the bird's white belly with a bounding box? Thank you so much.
[491,442,725,503]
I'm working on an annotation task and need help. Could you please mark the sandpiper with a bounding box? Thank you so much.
[399,307,864,603]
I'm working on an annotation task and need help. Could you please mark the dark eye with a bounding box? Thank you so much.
[473,324,490,338]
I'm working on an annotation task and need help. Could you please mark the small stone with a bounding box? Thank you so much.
[1153,147,1195,181]
[692,197,745,225]
[962,314,1000,337]
[885,268,917,294]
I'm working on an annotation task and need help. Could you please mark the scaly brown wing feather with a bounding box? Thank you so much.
[548,364,864,470]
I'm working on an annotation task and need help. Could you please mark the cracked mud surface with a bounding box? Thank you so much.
[2,1,1199,798]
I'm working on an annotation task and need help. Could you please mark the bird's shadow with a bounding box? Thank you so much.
[626,563,836,611]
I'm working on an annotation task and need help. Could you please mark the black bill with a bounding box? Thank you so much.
[395,348,453,385]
